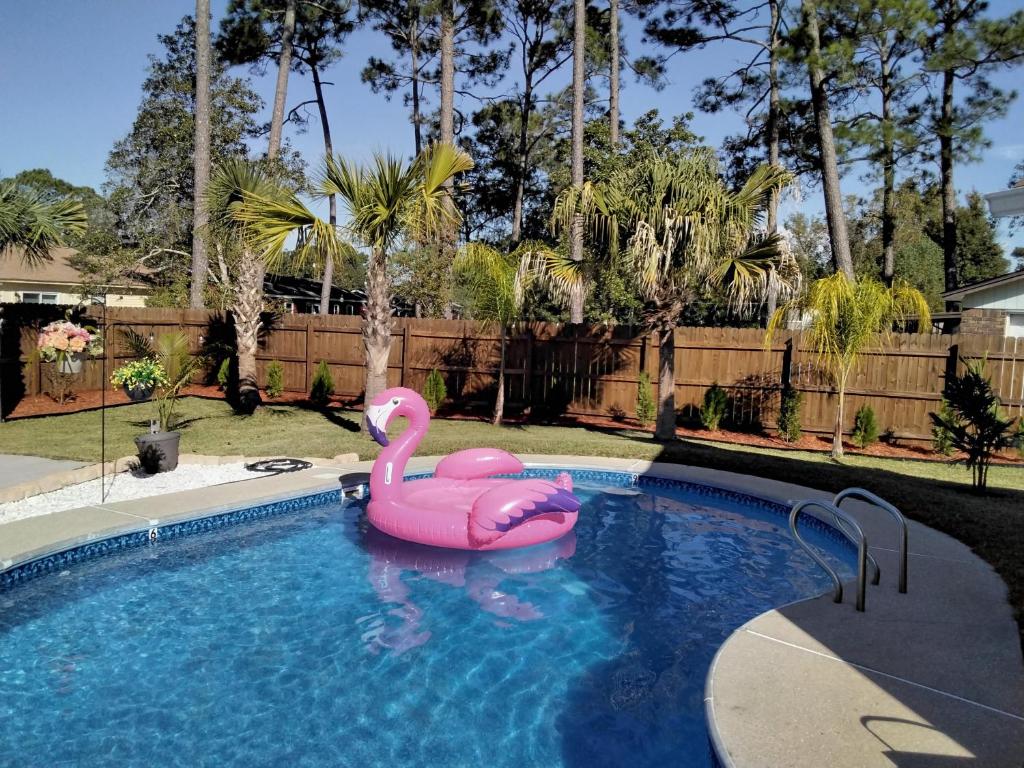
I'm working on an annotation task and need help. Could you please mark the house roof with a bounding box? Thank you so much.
[263,273,417,312]
[984,180,1024,217]
[940,269,1024,301]
[0,247,149,290]
[263,273,368,303]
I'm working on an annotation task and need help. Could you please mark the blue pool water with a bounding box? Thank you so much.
[0,474,852,768]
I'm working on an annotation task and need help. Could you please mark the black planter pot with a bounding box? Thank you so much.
[123,383,154,402]
[134,431,181,473]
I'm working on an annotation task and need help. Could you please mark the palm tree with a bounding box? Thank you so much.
[552,151,796,439]
[768,273,930,459]
[206,158,294,414]
[454,242,540,424]
[569,0,587,322]
[192,0,213,309]
[238,142,472,414]
[0,182,86,261]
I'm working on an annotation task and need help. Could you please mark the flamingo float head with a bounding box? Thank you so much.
[365,387,426,447]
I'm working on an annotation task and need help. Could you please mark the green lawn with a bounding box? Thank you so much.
[3,396,1023,647]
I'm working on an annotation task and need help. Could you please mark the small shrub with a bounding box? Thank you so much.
[423,368,446,414]
[699,383,729,432]
[1015,418,1024,461]
[777,387,802,443]
[850,405,880,448]
[216,357,230,390]
[310,360,334,406]
[932,398,956,456]
[929,357,1017,491]
[636,371,656,428]
[265,360,284,399]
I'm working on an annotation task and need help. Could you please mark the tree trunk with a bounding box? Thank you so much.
[232,250,264,415]
[493,325,506,425]
[609,0,620,147]
[802,0,855,282]
[940,67,957,295]
[832,370,847,459]
[191,0,212,310]
[363,247,393,419]
[439,0,457,320]
[511,76,533,244]
[312,64,336,315]
[762,1,782,327]
[440,0,455,147]
[570,0,587,323]
[880,67,896,286]
[766,0,782,233]
[411,13,423,156]
[268,0,296,161]
[654,327,676,440]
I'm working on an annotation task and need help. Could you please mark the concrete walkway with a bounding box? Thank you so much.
[0,454,84,490]
[0,454,1020,767]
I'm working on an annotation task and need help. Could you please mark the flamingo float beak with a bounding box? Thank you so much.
[365,399,400,446]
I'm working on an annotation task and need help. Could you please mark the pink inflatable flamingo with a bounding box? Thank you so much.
[365,387,580,550]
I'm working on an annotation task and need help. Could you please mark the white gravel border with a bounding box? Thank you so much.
[0,463,258,524]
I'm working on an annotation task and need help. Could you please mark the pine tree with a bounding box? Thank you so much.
[923,1,1024,294]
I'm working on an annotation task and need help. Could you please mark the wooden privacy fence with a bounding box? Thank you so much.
[3,304,1023,444]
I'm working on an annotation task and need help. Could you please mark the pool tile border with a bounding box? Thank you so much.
[0,467,853,592]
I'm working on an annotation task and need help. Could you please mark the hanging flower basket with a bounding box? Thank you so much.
[111,358,169,404]
[37,319,103,404]
[38,320,103,371]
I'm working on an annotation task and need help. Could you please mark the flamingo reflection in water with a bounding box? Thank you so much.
[362,527,577,655]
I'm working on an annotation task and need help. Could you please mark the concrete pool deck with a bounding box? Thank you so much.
[0,454,85,492]
[0,454,1020,767]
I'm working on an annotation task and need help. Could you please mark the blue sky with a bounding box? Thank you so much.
[1,0,1021,252]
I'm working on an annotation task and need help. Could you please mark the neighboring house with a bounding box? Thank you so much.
[944,179,1024,337]
[984,179,1024,218]
[0,247,151,307]
[263,273,416,317]
[940,270,1024,337]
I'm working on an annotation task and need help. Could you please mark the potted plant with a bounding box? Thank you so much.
[122,331,202,473]
[111,358,168,402]
[37,319,103,374]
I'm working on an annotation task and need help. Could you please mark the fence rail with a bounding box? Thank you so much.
[2,304,1022,443]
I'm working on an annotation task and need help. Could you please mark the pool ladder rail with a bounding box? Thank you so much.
[788,488,909,613]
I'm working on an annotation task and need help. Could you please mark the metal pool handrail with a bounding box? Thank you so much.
[789,500,869,612]
[833,487,908,595]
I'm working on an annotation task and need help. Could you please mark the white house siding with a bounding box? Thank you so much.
[0,283,148,307]
[962,281,1024,312]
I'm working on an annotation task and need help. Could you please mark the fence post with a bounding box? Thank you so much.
[104,315,116,389]
[523,328,534,407]
[400,323,410,387]
[944,341,959,390]
[34,324,42,396]
[781,336,793,390]
[304,318,314,393]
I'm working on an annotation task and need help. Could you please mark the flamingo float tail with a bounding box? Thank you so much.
[468,477,580,548]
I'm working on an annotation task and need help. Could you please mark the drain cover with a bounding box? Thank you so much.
[245,458,313,473]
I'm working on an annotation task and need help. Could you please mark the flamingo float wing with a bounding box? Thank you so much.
[469,476,580,547]
[434,448,524,480]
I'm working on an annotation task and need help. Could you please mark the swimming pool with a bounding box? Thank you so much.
[0,470,852,767]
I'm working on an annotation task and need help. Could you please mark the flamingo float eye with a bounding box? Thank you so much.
[392,398,400,405]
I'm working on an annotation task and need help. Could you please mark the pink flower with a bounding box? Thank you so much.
[52,336,69,351]
[68,337,86,353]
